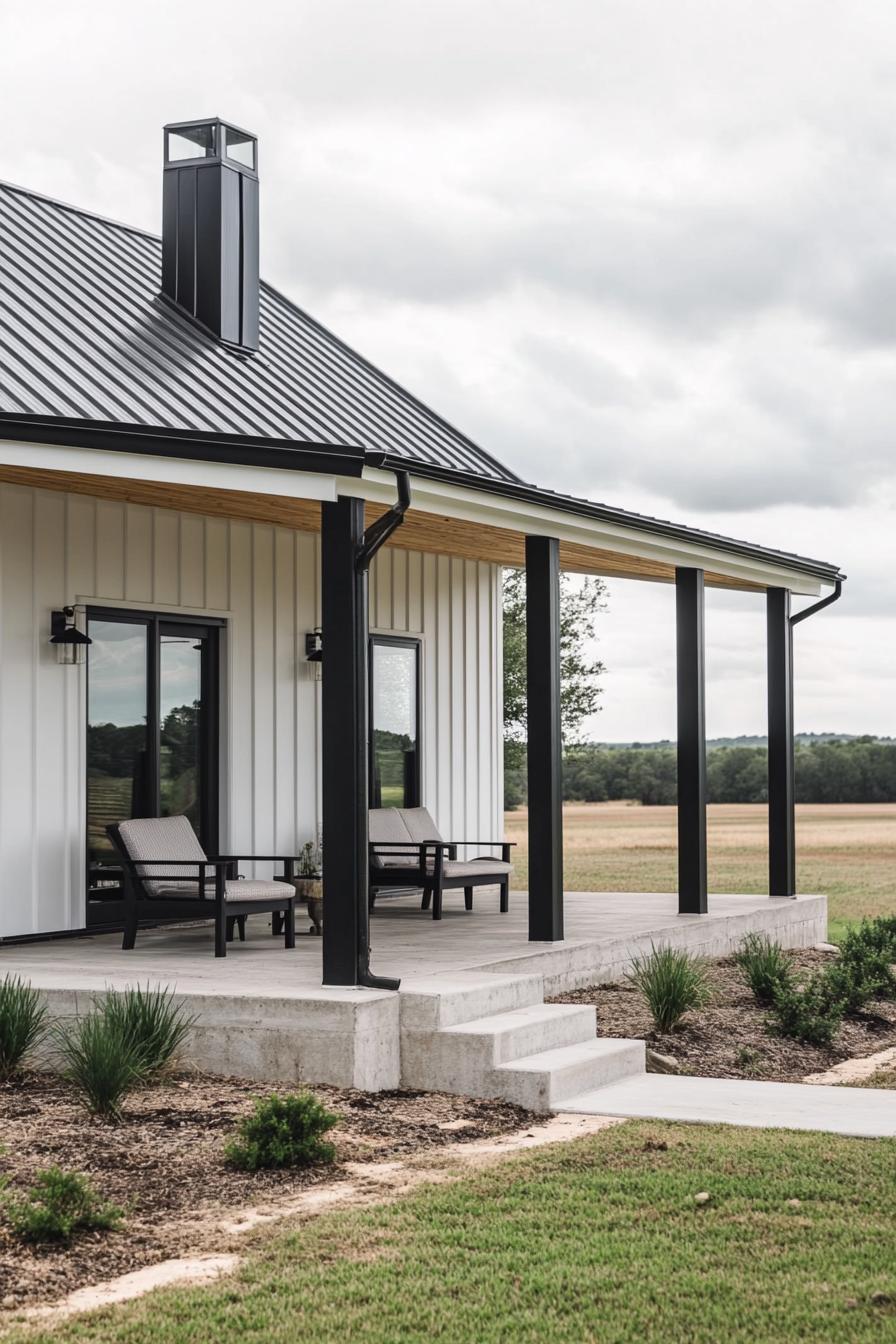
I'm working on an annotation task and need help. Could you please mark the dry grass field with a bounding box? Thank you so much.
[504,802,896,940]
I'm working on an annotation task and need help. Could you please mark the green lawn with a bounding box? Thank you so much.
[506,802,896,942]
[17,1123,896,1344]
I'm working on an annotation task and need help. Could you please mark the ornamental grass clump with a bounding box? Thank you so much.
[626,945,712,1034]
[734,934,793,1006]
[3,1167,121,1244]
[53,1008,145,1122]
[102,984,194,1079]
[0,976,47,1080]
[224,1092,338,1171]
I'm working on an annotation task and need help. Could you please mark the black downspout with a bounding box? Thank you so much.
[320,472,410,993]
[767,579,843,899]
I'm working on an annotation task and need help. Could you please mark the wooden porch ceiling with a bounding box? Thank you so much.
[0,463,762,591]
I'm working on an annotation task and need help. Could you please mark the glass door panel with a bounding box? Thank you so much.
[159,631,204,833]
[85,611,220,920]
[370,638,420,808]
[86,619,150,882]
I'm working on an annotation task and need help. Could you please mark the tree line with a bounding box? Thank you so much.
[505,737,896,807]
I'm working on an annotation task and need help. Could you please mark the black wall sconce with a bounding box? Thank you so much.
[50,607,92,665]
[305,628,322,681]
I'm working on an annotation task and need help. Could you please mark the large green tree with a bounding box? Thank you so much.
[503,567,607,802]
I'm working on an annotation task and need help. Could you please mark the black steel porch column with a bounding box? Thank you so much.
[321,496,371,986]
[525,535,564,941]
[767,587,796,897]
[675,567,708,914]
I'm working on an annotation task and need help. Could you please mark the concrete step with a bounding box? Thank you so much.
[398,972,544,1031]
[444,1003,597,1065]
[401,1002,597,1091]
[495,1038,646,1112]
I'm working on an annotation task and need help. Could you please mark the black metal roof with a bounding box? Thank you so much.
[0,179,843,584]
[0,180,517,482]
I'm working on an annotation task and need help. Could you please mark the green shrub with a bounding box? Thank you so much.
[837,922,896,1003]
[3,1167,121,1243]
[0,977,47,1080]
[626,945,712,1034]
[734,934,793,1006]
[224,1092,338,1171]
[53,1009,145,1122]
[102,985,194,1079]
[767,972,845,1046]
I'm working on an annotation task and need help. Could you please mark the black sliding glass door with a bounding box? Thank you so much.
[86,609,221,918]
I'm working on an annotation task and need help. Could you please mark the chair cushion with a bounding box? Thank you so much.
[151,879,291,903]
[117,815,207,893]
[398,807,443,843]
[442,859,512,879]
[369,809,416,869]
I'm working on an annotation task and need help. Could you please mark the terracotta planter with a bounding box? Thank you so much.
[290,877,323,935]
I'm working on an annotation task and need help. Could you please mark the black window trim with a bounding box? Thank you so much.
[85,606,224,917]
[368,633,423,810]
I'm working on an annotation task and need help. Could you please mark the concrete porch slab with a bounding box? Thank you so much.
[2,890,826,1091]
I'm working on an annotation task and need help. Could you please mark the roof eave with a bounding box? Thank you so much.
[0,415,376,478]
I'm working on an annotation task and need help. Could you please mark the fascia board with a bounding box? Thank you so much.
[0,440,338,503]
[345,469,822,595]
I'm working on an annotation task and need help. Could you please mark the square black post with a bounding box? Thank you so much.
[675,566,708,914]
[525,535,564,941]
[321,496,372,986]
[767,587,796,896]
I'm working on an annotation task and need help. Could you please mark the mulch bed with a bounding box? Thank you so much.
[0,1072,533,1312]
[550,949,896,1082]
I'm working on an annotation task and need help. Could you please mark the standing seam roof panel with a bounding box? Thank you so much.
[0,183,519,480]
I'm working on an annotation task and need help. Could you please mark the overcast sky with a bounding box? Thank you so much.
[2,0,893,741]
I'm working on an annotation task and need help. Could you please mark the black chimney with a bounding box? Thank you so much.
[161,119,259,352]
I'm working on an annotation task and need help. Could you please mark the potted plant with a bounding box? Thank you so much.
[291,836,322,935]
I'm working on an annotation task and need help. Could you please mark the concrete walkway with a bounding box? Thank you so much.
[563,1074,896,1138]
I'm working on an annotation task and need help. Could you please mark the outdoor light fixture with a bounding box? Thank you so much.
[50,607,91,665]
[305,628,323,681]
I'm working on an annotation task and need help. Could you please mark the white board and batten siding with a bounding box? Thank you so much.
[0,482,504,939]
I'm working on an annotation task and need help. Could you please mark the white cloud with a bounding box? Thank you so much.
[2,0,893,738]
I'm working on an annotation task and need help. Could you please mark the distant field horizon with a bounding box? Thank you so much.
[504,801,896,941]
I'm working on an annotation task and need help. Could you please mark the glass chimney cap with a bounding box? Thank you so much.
[164,119,257,172]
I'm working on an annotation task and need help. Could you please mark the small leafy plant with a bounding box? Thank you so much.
[53,1009,145,1122]
[837,922,896,1004]
[626,945,712,1034]
[102,985,194,1079]
[224,1092,338,1171]
[0,976,47,1080]
[3,1167,121,1243]
[734,934,793,1006]
[767,972,845,1047]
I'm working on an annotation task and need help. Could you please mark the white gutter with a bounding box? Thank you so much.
[340,468,823,596]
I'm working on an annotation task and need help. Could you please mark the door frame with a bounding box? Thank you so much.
[85,606,224,921]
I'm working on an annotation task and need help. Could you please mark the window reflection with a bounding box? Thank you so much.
[371,641,419,808]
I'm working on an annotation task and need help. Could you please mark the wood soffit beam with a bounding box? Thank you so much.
[0,462,764,592]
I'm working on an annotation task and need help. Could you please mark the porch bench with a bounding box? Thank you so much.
[369,806,513,920]
[107,815,298,957]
